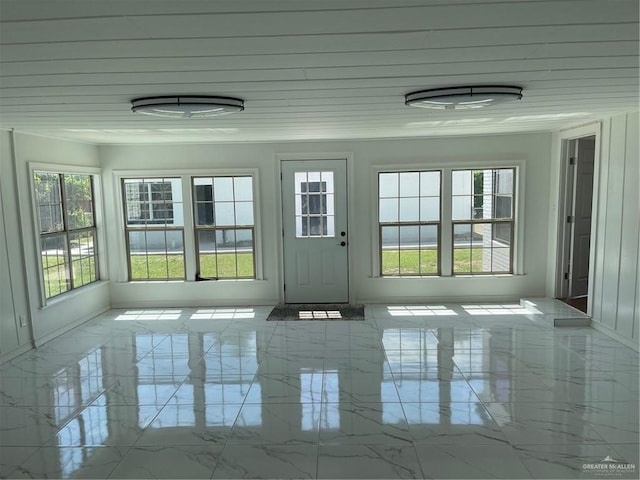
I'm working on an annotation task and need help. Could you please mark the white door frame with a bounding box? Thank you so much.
[275,152,355,304]
[553,124,602,315]
[557,138,578,299]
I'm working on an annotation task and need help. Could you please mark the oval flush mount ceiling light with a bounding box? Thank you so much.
[131,95,244,118]
[405,85,523,110]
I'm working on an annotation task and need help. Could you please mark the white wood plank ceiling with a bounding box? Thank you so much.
[1,0,638,144]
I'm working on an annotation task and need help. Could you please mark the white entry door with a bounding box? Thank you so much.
[281,159,349,303]
[569,137,595,298]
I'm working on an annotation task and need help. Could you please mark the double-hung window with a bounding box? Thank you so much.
[33,172,98,299]
[452,168,515,274]
[193,176,256,279]
[378,171,441,276]
[378,166,517,277]
[123,178,185,280]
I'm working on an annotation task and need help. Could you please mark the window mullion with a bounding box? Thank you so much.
[181,175,197,281]
[59,174,75,290]
[396,175,401,275]
[163,229,169,279]
[214,227,220,279]
[59,174,70,232]
[231,178,239,277]
[441,169,453,276]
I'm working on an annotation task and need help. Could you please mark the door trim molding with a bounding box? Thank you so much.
[275,152,355,304]
[551,123,602,315]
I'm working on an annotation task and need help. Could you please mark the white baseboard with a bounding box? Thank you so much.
[357,295,521,305]
[109,298,279,309]
[591,320,640,352]
[1,307,110,364]
[0,341,34,365]
[33,305,111,349]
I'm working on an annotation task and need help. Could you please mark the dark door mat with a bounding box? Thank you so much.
[562,296,588,314]
[267,304,365,321]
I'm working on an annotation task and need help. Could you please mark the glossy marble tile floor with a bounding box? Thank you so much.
[1,299,638,479]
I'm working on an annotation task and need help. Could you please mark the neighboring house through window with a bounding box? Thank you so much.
[378,166,516,277]
[378,171,441,276]
[452,168,515,274]
[294,171,335,238]
[122,178,185,280]
[193,175,256,279]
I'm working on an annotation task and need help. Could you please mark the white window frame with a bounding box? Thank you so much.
[122,177,186,281]
[113,169,263,283]
[192,174,257,280]
[372,160,525,277]
[29,163,105,307]
[451,167,516,275]
[377,169,442,276]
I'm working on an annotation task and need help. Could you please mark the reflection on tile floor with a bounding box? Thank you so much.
[0,300,638,479]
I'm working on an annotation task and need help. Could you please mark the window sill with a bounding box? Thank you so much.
[451,273,521,278]
[116,278,266,285]
[195,278,263,282]
[377,275,441,279]
[373,273,523,279]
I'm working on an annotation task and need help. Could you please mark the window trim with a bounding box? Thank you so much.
[29,163,104,306]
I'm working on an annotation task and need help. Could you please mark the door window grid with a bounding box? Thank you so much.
[294,171,335,238]
[193,176,256,279]
[378,171,441,276]
[34,172,98,299]
[123,178,185,280]
[452,168,515,274]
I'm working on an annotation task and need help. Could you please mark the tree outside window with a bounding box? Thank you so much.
[34,172,98,299]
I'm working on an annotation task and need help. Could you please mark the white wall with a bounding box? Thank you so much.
[6,124,637,359]
[100,132,552,307]
[10,132,111,347]
[100,143,281,307]
[547,112,639,349]
[0,130,32,359]
[592,112,639,346]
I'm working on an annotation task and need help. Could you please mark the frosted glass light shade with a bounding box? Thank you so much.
[405,86,523,110]
[131,96,244,118]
